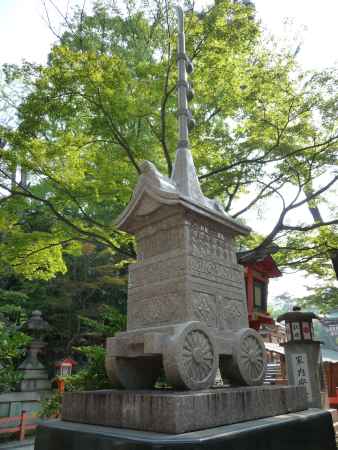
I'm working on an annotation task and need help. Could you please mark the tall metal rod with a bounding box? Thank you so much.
[176,6,189,149]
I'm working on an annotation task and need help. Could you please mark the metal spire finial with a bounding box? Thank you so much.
[171,6,204,203]
[175,5,195,149]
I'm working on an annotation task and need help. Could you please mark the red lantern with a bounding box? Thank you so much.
[54,358,77,393]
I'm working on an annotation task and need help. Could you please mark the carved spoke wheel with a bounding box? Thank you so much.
[238,334,265,381]
[163,321,218,390]
[182,330,214,383]
[220,328,266,386]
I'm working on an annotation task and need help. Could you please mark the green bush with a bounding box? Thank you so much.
[63,305,126,392]
[66,345,111,391]
[0,366,22,393]
[0,321,30,393]
[38,391,63,418]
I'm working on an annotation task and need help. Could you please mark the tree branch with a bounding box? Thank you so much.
[232,174,286,218]
[199,135,338,180]
[281,219,338,232]
[0,169,128,254]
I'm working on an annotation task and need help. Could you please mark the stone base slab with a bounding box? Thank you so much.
[62,385,307,434]
[36,409,336,450]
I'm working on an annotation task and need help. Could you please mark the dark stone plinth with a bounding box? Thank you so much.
[35,409,336,450]
[61,386,307,434]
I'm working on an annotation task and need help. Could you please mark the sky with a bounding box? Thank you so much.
[0,0,337,302]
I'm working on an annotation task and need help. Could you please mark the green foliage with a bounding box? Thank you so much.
[38,391,63,418]
[66,345,111,391]
[63,305,126,391]
[0,286,30,392]
[0,0,336,281]
[0,321,30,392]
[0,0,261,280]
[0,367,22,394]
[0,0,337,392]
[80,304,127,338]
[298,286,338,314]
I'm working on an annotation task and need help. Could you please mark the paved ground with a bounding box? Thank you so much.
[0,438,34,450]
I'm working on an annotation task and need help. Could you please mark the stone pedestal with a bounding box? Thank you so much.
[61,386,307,434]
[284,341,323,408]
[35,409,336,450]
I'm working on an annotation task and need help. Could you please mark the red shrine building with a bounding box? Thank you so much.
[239,254,282,331]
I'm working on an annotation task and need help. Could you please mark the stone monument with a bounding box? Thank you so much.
[35,7,336,450]
[104,5,266,392]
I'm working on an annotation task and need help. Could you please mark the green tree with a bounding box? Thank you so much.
[0,0,337,283]
[298,286,338,314]
[0,290,30,392]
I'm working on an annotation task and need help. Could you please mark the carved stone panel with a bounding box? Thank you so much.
[128,291,186,330]
[189,255,245,289]
[192,290,247,332]
[126,209,249,333]
[136,225,185,260]
[217,296,246,331]
[128,255,186,289]
[127,278,187,330]
[187,215,237,265]
[192,292,217,328]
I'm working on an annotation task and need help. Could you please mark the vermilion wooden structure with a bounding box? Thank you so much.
[0,410,36,441]
[324,362,338,408]
[243,255,282,331]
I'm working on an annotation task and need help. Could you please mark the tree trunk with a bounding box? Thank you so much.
[304,188,338,280]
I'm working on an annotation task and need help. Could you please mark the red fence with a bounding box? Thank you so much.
[0,411,37,441]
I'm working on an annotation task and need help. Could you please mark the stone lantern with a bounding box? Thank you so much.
[277,309,325,408]
[17,311,51,392]
[279,310,316,343]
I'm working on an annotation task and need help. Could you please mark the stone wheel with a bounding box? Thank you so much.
[105,355,162,389]
[163,321,218,390]
[220,328,266,386]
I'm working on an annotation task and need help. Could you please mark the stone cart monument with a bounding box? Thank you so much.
[104,6,265,392]
[35,7,336,450]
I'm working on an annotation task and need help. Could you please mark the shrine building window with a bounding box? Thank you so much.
[253,280,267,313]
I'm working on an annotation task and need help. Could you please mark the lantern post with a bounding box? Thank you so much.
[277,309,327,408]
[54,358,77,394]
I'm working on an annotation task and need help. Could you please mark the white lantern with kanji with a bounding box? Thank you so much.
[55,358,77,378]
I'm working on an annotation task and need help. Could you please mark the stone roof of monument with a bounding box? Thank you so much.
[115,153,251,236]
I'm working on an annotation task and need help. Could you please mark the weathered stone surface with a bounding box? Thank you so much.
[17,340,51,393]
[284,341,323,409]
[62,386,308,434]
[106,203,266,390]
[105,129,265,390]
